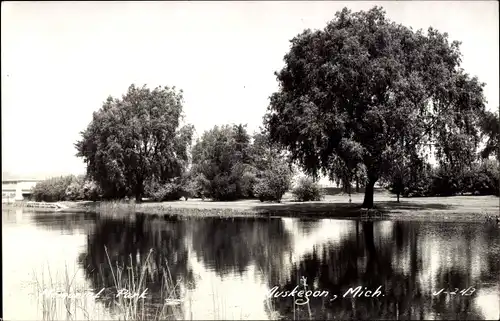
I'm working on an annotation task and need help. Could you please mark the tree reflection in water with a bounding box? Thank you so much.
[80,214,195,319]
[265,221,499,320]
[79,213,499,320]
[190,217,294,281]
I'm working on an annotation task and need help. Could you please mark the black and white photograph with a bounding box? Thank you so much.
[2,1,499,320]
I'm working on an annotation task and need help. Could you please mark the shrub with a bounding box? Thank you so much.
[292,177,324,202]
[144,176,195,202]
[32,175,75,202]
[469,159,499,195]
[210,174,239,201]
[254,163,292,202]
[82,180,102,201]
[239,170,258,198]
[65,176,86,201]
[145,180,175,201]
[32,175,102,202]
[189,173,211,199]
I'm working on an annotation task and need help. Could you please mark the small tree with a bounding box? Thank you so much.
[82,180,102,201]
[191,124,256,201]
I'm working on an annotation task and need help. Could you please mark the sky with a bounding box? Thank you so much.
[2,1,499,179]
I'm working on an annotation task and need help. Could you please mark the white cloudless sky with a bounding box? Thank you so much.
[2,1,499,179]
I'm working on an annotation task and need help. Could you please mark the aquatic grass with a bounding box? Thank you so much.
[100,245,185,320]
[31,261,104,321]
[258,264,315,321]
[258,265,281,321]
[30,248,187,321]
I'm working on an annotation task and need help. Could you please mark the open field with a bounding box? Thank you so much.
[8,191,498,221]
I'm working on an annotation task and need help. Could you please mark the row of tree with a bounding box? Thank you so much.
[61,6,499,208]
[69,83,325,203]
[387,158,499,200]
[35,118,298,202]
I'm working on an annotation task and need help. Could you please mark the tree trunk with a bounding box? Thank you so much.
[363,221,376,253]
[362,178,376,209]
[363,221,378,273]
[135,181,143,203]
[356,178,360,193]
[397,192,400,203]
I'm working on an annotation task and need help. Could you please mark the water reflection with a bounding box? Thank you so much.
[79,214,195,319]
[190,217,293,278]
[267,221,499,320]
[2,210,112,320]
[2,209,499,320]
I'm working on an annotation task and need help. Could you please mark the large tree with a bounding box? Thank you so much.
[264,7,486,208]
[75,84,194,202]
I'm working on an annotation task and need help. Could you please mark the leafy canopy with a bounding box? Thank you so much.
[191,124,255,201]
[75,84,194,200]
[479,109,499,160]
[264,7,486,205]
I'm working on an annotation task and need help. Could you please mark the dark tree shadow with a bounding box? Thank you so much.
[254,202,362,218]
[375,201,452,211]
[254,200,453,218]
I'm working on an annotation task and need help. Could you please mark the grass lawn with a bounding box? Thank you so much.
[43,191,500,221]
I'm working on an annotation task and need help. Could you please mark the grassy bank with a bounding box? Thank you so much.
[18,192,499,221]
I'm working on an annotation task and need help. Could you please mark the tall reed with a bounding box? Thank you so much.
[31,247,186,321]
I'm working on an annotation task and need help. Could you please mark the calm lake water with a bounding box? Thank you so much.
[3,208,500,320]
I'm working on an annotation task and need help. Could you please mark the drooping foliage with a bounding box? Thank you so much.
[264,6,487,208]
[479,109,499,160]
[75,85,194,202]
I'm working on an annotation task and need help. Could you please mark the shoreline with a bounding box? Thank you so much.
[4,194,499,221]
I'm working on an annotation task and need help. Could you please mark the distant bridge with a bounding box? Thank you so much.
[2,179,42,202]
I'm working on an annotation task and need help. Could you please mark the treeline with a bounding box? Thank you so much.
[67,84,328,204]
[61,6,500,209]
[31,123,329,203]
[33,122,310,203]
[388,159,499,198]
